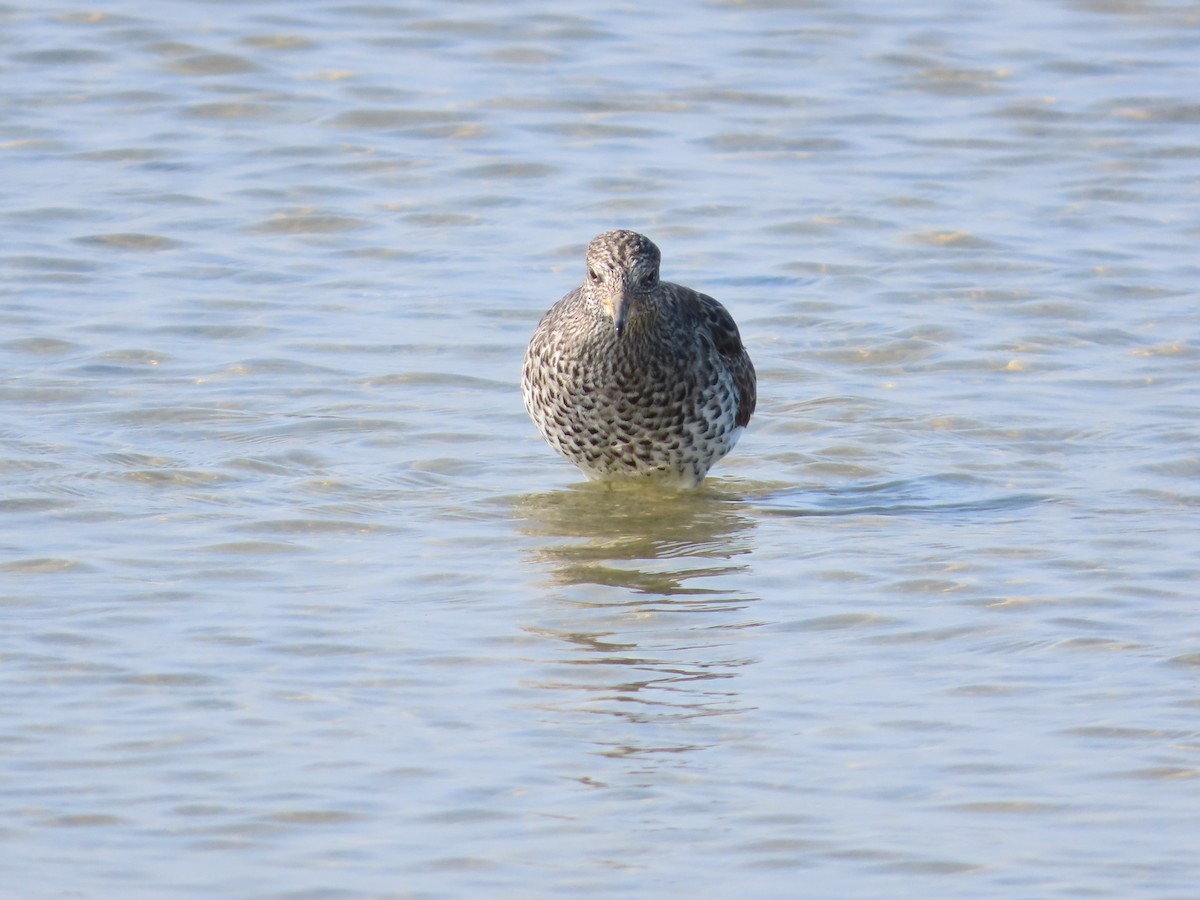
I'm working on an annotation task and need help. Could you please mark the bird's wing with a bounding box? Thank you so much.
[692,291,757,428]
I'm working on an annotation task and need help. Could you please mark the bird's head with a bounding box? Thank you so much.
[583,230,662,337]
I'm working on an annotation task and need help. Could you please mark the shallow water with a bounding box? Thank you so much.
[3,0,1199,896]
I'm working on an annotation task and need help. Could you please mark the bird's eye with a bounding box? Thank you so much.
[588,268,601,284]
[642,271,658,287]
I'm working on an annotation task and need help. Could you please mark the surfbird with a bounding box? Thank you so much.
[522,229,756,488]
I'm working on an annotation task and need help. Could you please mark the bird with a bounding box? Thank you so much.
[521,229,756,488]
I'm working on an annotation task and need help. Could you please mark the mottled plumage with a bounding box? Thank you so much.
[522,230,756,488]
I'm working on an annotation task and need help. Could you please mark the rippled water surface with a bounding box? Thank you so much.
[3,0,1199,896]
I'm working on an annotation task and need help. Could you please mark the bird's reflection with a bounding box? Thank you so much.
[510,481,761,759]
[515,480,757,597]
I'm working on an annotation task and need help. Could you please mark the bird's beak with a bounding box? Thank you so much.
[611,291,631,338]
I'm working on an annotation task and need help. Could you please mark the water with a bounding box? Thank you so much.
[2,0,1199,896]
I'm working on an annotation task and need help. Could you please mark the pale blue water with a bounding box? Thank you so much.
[2,0,1199,897]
